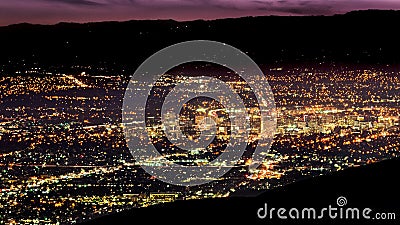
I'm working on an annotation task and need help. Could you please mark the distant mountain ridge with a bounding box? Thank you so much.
[2,10,400,28]
[1,9,400,73]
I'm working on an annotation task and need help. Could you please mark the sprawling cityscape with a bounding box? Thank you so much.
[1,63,400,224]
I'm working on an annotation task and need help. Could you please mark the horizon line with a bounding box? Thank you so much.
[1,9,397,28]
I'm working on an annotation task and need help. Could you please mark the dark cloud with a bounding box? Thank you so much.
[252,0,333,15]
[275,6,333,15]
[43,0,104,6]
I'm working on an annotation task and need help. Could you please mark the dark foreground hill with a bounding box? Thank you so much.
[82,157,400,225]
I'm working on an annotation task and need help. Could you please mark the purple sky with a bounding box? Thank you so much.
[1,0,400,26]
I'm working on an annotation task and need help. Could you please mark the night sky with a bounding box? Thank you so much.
[1,0,400,26]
